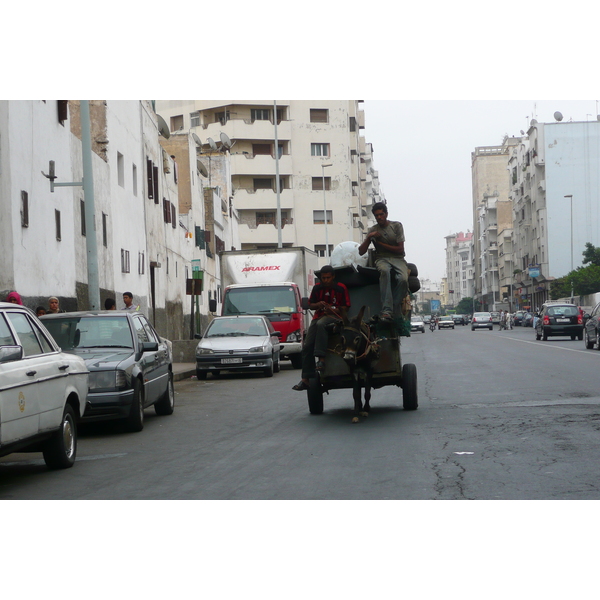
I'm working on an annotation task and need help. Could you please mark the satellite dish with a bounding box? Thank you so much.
[207,137,218,152]
[156,114,170,139]
[220,132,232,150]
[520,130,525,135]
[192,133,202,146]
[554,111,563,122]
[197,160,208,177]
[530,118,537,126]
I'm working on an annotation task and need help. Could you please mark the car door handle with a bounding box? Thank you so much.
[26,370,37,376]
[58,364,70,371]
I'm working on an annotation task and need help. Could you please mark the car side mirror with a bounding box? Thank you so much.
[301,297,310,310]
[141,341,159,352]
[273,331,282,337]
[209,299,217,313]
[0,345,23,363]
[194,333,203,339]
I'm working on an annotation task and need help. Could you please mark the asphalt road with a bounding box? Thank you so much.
[3,323,600,500]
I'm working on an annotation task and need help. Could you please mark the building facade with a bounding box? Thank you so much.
[444,231,474,307]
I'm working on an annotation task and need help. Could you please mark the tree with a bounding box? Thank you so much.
[550,243,600,299]
[455,297,481,314]
[582,242,600,267]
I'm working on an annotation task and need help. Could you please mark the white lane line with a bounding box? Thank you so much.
[501,335,594,355]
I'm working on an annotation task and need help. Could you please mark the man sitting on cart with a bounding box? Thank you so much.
[292,265,351,392]
[358,201,408,322]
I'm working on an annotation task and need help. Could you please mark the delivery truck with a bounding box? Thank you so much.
[214,247,319,368]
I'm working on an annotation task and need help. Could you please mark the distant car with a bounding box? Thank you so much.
[423,315,432,324]
[471,312,493,330]
[535,302,583,341]
[584,302,600,348]
[0,302,89,469]
[452,314,465,325]
[513,310,525,326]
[438,315,455,329]
[42,311,174,432]
[195,315,281,379]
[523,312,534,327]
[490,311,500,324]
[410,316,425,333]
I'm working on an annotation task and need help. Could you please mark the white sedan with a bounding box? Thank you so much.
[0,303,88,469]
[195,315,282,379]
[410,316,425,333]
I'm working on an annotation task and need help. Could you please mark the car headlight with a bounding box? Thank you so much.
[286,330,301,343]
[249,345,267,353]
[89,370,127,391]
[197,348,214,355]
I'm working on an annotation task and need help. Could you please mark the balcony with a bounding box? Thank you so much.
[200,117,292,143]
[238,222,296,245]
[230,153,293,176]
[233,188,294,210]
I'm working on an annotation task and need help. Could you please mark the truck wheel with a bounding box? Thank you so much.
[155,372,175,415]
[307,377,323,415]
[290,353,303,369]
[125,378,144,432]
[402,363,418,410]
[43,404,77,469]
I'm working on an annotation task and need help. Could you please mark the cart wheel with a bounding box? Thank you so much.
[402,363,418,410]
[307,376,324,415]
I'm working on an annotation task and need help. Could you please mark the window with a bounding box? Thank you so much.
[117,152,124,187]
[171,203,176,228]
[311,143,329,157]
[21,190,28,227]
[349,116,357,132]
[314,245,334,258]
[215,111,229,125]
[251,108,270,122]
[312,177,331,191]
[253,143,272,156]
[132,163,138,196]
[153,165,159,203]
[253,178,273,191]
[57,100,68,125]
[55,209,61,241]
[102,213,108,247]
[163,199,172,224]
[80,199,86,236]
[147,158,154,200]
[313,210,332,224]
[121,249,130,273]
[170,115,183,131]
[310,109,328,123]
[6,312,43,356]
[190,111,200,127]
[132,316,150,343]
[138,252,145,275]
[256,211,276,225]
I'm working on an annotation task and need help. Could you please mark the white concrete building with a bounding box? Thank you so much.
[155,100,371,264]
[444,231,474,307]
[508,118,600,308]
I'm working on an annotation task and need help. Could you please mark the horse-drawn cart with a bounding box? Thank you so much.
[304,263,419,420]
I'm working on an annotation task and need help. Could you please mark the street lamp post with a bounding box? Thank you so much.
[321,163,332,260]
[565,194,574,303]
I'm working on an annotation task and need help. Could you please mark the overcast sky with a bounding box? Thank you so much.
[362,100,599,283]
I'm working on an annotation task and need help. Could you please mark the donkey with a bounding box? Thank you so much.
[335,306,380,423]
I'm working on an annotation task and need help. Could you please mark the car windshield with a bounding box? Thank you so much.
[547,306,577,316]
[206,318,268,338]
[411,317,422,322]
[43,316,133,350]
[223,286,296,315]
[474,313,491,317]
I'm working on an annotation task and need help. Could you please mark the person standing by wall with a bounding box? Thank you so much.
[122,292,139,311]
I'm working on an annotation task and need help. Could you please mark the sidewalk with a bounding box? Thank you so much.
[173,362,196,382]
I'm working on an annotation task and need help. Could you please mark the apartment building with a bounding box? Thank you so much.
[471,138,520,310]
[155,101,375,263]
[444,231,474,307]
[0,100,213,342]
[508,117,600,309]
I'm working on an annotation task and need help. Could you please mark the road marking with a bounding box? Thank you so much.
[501,335,594,356]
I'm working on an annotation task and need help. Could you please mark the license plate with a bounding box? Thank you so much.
[221,357,242,364]
[556,318,570,323]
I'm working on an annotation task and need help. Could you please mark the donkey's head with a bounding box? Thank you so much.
[339,306,371,367]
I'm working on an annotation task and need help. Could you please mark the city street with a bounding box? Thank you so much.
[3,323,600,500]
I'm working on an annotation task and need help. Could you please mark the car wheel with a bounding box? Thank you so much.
[596,330,600,351]
[542,330,548,341]
[489,326,493,330]
[290,353,303,369]
[402,363,418,410]
[196,369,207,380]
[125,378,144,432]
[273,353,281,373]
[578,332,583,341]
[154,371,174,416]
[42,403,77,470]
[585,329,594,349]
[471,327,475,331]
[264,359,274,377]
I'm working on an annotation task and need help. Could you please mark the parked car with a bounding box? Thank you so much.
[195,315,281,379]
[584,302,600,349]
[513,310,525,326]
[452,314,465,325]
[490,311,500,324]
[438,315,455,329]
[423,315,432,324]
[535,302,583,341]
[42,311,173,432]
[410,316,425,333]
[523,312,534,327]
[0,302,89,469]
[471,312,493,330]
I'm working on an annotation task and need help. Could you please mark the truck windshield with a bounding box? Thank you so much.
[224,286,296,315]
